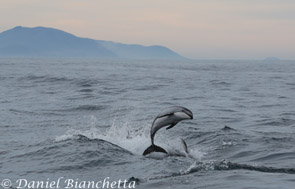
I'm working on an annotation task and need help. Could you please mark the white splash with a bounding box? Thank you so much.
[55,113,204,159]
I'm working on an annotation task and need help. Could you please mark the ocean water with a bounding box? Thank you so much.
[1,58,295,189]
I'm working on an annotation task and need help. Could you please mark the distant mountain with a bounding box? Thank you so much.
[97,40,184,59]
[0,26,184,59]
[264,57,280,61]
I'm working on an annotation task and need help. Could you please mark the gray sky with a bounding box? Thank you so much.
[1,0,294,59]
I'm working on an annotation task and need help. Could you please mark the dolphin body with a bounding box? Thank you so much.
[143,106,193,156]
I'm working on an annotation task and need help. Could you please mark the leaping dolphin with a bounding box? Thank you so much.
[143,106,193,156]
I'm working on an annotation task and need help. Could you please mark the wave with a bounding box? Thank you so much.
[18,75,104,89]
[145,160,295,182]
[19,75,71,84]
[250,151,295,162]
[9,108,66,116]
[134,84,168,91]
[209,80,232,86]
[214,160,295,174]
[255,118,295,127]
[52,105,110,112]
[9,108,36,115]
[7,134,135,174]
[68,105,109,111]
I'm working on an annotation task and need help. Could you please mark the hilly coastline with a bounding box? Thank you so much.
[0,26,185,59]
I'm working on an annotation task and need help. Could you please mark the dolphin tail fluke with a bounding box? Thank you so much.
[143,144,167,156]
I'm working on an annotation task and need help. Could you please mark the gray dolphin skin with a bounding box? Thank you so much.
[143,106,193,156]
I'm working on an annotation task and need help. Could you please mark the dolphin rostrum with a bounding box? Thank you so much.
[143,106,193,156]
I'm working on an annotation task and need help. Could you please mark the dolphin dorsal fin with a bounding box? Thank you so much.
[181,138,189,154]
